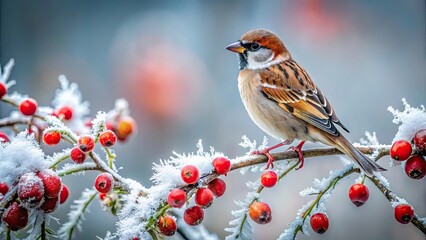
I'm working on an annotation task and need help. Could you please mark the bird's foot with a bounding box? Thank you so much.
[251,140,291,169]
[287,141,306,170]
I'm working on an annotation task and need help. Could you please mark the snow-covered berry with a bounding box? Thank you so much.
[0,182,9,195]
[348,183,369,207]
[99,130,117,147]
[43,131,61,146]
[19,98,38,116]
[18,172,44,208]
[249,201,272,224]
[212,157,231,175]
[157,215,177,236]
[60,184,69,204]
[183,206,204,226]
[195,187,214,208]
[39,195,59,213]
[95,173,114,193]
[57,106,73,120]
[37,170,62,198]
[390,140,412,161]
[167,189,186,208]
[260,170,278,188]
[207,178,226,197]
[2,202,29,231]
[78,134,95,153]
[413,129,426,155]
[310,213,329,234]
[70,147,86,164]
[0,131,9,143]
[394,204,414,224]
[181,165,200,184]
[404,155,426,180]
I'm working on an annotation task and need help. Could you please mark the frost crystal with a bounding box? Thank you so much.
[388,99,426,142]
[237,136,270,175]
[0,59,16,88]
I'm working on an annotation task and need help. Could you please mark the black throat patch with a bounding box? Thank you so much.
[239,53,248,70]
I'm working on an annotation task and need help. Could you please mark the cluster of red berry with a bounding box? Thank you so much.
[155,157,230,236]
[0,171,69,231]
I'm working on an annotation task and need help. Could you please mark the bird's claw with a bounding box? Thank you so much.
[252,149,276,169]
[288,141,306,170]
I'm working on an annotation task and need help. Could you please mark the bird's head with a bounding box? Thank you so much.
[226,29,291,70]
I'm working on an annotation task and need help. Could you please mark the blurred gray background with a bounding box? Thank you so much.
[1,0,425,239]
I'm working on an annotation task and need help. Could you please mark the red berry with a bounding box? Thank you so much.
[212,157,231,175]
[404,155,426,180]
[167,189,186,208]
[43,131,61,146]
[348,183,369,207]
[0,82,6,98]
[183,206,204,226]
[0,182,9,195]
[37,170,62,198]
[99,192,107,201]
[0,131,9,143]
[57,106,73,120]
[414,129,426,155]
[394,204,414,224]
[105,121,115,131]
[195,188,214,208]
[18,172,44,208]
[260,171,278,188]
[99,130,117,147]
[310,213,329,234]
[39,196,59,213]
[2,202,29,231]
[95,173,114,193]
[181,165,200,184]
[207,178,226,197]
[70,147,86,164]
[249,201,272,224]
[19,98,38,116]
[60,184,69,204]
[78,134,95,152]
[390,140,412,161]
[157,215,177,236]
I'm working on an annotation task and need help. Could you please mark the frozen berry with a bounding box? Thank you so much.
[78,134,95,152]
[207,178,226,197]
[60,184,69,204]
[310,213,329,234]
[95,173,114,193]
[195,187,214,208]
[43,131,61,146]
[37,170,62,198]
[116,116,136,141]
[260,170,278,188]
[249,201,272,224]
[0,131,9,143]
[19,98,38,116]
[99,130,117,147]
[18,172,44,208]
[394,204,414,224]
[70,147,86,164]
[2,202,29,231]
[157,215,177,236]
[167,189,186,208]
[183,206,204,226]
[414,129,426,155]
[212,157,231,175]
[404,155,426,180]
[390,140,412,161]
[99,192,107,201]
[57,106,73,120]
[39,196,59,213]
[0,182,9,195]
[348,183,369,207]
[181,165,200,184]
[0,82,6,98]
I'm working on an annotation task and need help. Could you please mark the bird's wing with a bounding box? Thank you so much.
[259,60,349,137]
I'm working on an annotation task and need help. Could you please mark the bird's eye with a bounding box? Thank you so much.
[250,43,260,51]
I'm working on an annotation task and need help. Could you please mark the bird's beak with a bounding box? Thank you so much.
[226,41,246,54]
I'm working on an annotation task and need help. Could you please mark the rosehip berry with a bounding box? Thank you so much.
[78,134,95,152]
[157,215,177,236]
[195,187,214,208]
[0,131,9,143]
[18,172,44,208]
[19,98,38,116]
[39,196,59,213]
[348,183,369,207]
[2,202,29,231]
[0,82,6,98]
[404,155,426,180]
[183,206,204,226]
[207,178,226,197]
[260,170,278,188]
[181,165,200,184]
[43,131,61,146]
[394,204,414,224]
[310,213,329,234]
[95,173,114,193]
[37,170,61,198]
[99,192,107,201]
[99,130,117,147]
[249,201,272,224]
[212,157,231,175]
[167,189,186,208]
[70,147,86,164]
[60,184,69,204]
[0,182,9,195]
[414,129,426,155]
[116,116,136,141]
[57,106,73,120]
[390,140,412,161]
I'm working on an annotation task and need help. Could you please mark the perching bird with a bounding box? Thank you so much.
[226,29,385,176]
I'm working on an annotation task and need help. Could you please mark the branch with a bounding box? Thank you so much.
[0,117,29,127]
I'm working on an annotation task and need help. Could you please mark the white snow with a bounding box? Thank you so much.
[388,99,426,143]
[0,59,16,88]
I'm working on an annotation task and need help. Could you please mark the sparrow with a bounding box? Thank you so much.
[226,29,385,176]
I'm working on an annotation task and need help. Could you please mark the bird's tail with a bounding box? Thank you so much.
[332,136,386,176]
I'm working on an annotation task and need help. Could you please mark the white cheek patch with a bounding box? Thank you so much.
[247,54,289,70]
